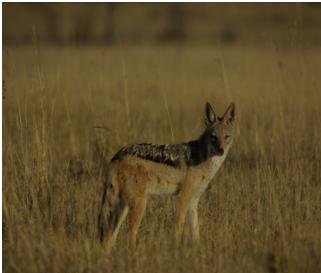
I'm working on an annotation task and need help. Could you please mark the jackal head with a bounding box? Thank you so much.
[203,102,235,156]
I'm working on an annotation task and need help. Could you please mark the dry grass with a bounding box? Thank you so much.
[3,44,321,273]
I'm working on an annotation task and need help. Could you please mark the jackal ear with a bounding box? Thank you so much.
[223,102,235,122]
[205,102,216,127]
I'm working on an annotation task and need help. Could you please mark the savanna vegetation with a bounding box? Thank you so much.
[3,3,321,273]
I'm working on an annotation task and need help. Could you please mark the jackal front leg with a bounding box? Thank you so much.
[175,184,195,244]
[188,198,200,243]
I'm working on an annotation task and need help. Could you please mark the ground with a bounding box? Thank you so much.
[3,44,321,273]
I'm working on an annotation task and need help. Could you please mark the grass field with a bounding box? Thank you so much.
[3,44,321,273]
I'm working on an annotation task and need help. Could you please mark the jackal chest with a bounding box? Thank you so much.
[193,154,228,196]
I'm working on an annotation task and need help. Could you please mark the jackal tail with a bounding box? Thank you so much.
[98,164,124,244]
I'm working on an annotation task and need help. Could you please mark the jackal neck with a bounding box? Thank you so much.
[185,138,211,166]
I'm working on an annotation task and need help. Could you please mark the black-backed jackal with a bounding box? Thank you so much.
[98,102,235,249]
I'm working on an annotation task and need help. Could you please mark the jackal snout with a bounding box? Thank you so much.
[217,147,224,155]
[209,133,225,156]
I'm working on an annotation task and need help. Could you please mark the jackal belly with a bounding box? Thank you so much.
[116,155,185,196]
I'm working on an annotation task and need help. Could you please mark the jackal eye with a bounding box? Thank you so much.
[211,133,217,141]
[225,135,231,140]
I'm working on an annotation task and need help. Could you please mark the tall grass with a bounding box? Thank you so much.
[3,44,321,273]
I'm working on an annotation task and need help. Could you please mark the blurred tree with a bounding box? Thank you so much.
[74,12,93,44]
[103,3,116,44]
[159,4,186,42]
[43,4,61,44]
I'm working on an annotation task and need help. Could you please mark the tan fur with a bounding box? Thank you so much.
[99,102,235,249]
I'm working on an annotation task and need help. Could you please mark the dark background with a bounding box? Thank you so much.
[3,3,321,47]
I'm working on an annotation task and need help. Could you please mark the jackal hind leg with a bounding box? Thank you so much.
[127,195,147,248]
[107,204,129,251]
